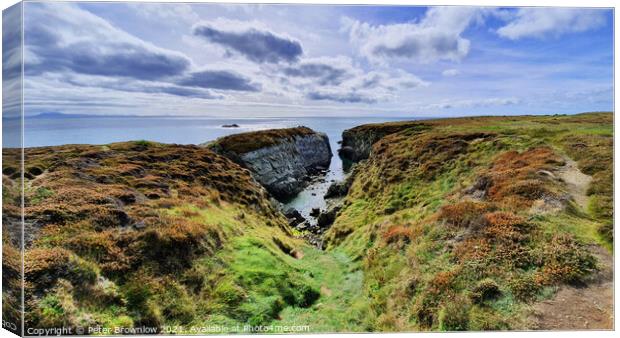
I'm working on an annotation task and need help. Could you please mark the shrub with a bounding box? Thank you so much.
[438,296,471,331]
[482,212,528,243]
[508,274,542,301]
[25,248,98,292]
[28,280,78,329]
[122,273,162,328]
[470,279,501,304]
[541,234,597,284]
[382,225,414,245]
[438,201,492,228]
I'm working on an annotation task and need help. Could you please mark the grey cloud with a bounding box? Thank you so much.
[25,24,190,80]
[193,24,302,63]
[306,91,377,104]
[179,70,260,91]
[283,63,349,85]
[372,33,463,60]
[60,75,219,99]
[21,3,258,101]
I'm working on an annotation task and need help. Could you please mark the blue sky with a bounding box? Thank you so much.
[10,2,614,117]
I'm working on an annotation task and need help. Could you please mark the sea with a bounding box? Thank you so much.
[4,115,419,221]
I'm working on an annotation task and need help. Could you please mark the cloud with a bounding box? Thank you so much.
[343,7,487,63]
[60,73,219,99]
[3,4,22,82]
[442,69,460,77]
[24,3,191,80]
[293,58,428,104]
[192,20,303,63]
[283,63,349,86]
[429,97,521,110]
[179,70,260,91]
[128,3,199,24]
[306,91,377,104]
[497,8,606,40]
[22,2,264,104]
[3,4,23,118]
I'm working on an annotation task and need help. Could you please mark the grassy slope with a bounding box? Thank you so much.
[325,112,613,331]
[3,113,612,333]
[4,141,348,333]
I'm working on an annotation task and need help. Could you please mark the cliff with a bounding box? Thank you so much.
[326,112,613,331]
[339,121,429,162]
[208,127,332,200]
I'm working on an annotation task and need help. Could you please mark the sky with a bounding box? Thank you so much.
[4,2,614,117]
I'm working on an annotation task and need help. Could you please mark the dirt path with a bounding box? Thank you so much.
[556,157,593,210]
[529,246,613,330]
[528,159,613,330]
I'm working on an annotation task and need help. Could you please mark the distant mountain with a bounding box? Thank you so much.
[30,112,100,119]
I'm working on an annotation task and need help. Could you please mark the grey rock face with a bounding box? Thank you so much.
[213,130,332,200]
[338,130,380,162]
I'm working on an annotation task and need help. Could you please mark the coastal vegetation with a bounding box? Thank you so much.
[2,112,612,333]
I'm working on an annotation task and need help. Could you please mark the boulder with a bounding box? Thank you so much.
[310,208,321,217]
[284,208,306,227]
[317,204,342,228]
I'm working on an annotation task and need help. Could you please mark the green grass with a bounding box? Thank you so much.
[13,113,612,333]
[324,112,612,331]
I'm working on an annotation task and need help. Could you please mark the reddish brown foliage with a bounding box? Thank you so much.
[382,225,415,245]
[438,201,493,228]
[485,147,564,208]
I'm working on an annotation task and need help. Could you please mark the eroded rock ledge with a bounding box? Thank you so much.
[207,127,332,200]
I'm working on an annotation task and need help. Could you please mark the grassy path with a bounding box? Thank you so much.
[276,248,367,332]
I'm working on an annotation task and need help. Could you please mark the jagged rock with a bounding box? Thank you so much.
[324,165,359,199]
[222,124,240,128]
[296,222,310,231]
[310,208,321,217]
[325,180,349,199]
[285,208,305,227]
[317,204,341,228]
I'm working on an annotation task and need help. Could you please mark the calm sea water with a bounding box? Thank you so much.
[8,115,417,221]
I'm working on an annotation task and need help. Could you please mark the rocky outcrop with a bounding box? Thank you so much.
[339,122,429,163]
[208,127,332,200]
[324,164,360,199]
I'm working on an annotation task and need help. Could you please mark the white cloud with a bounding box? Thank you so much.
[128,3,200,24]
[428,97,521,110]
[342,7,488,64]
[275,55,428,104]
[497,8,606,40]
[442,69,460,77]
